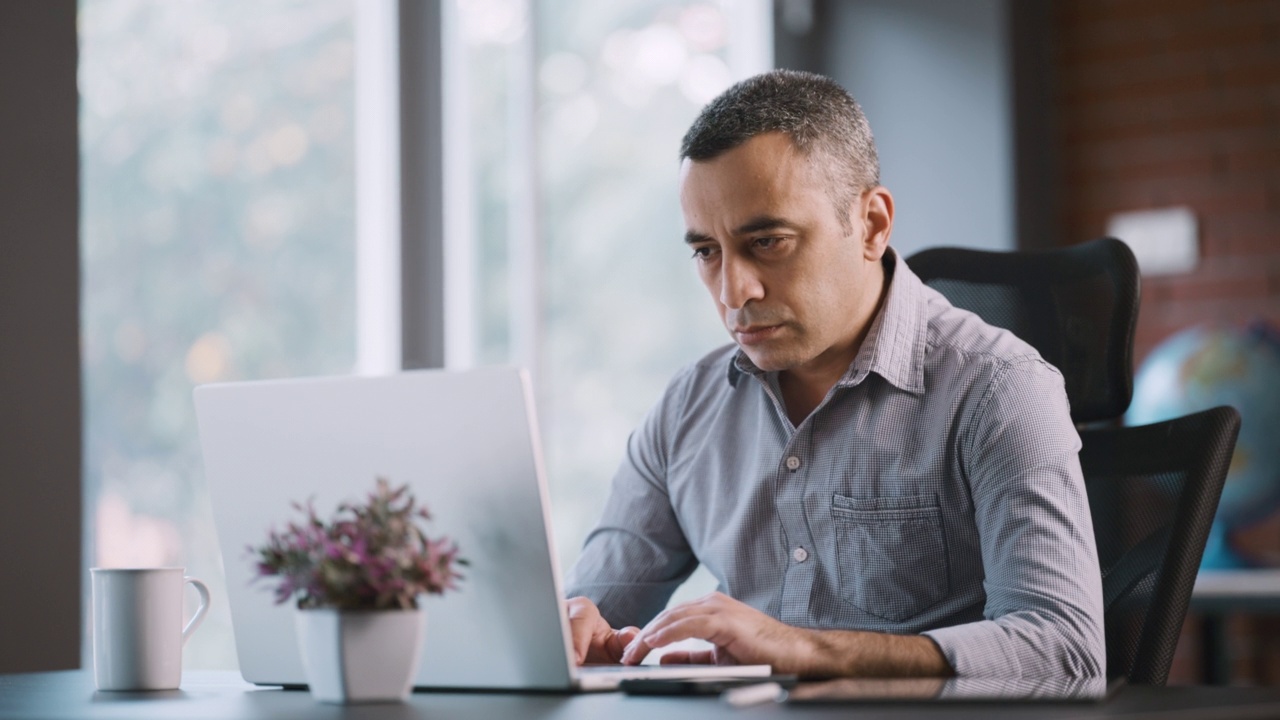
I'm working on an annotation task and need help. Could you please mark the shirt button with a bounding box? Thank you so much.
[785,456,801,471]
[792,547,809,563]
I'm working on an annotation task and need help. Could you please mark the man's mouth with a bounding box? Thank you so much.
[733,324,783,345]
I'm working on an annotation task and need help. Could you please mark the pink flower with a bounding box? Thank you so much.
[248,477,466,610]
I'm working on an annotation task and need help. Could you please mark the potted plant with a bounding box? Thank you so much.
[249,478,465,703]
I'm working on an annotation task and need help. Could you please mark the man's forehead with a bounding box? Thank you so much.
[679,135,824,214]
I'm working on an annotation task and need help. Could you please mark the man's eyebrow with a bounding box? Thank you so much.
[684,216,799,245]
[735,215,798,235]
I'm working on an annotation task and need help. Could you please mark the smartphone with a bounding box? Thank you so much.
[619,675,798,696]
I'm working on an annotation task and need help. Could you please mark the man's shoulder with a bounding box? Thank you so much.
[691,343,739,373]
[650,343,739,410]
[665,343,738,394]
[919,285,1060,379]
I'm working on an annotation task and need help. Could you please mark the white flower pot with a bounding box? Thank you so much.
[294,607,425,703]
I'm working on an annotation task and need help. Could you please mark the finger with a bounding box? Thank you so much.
[603,626,640,663]
[624,614,717,666]
[567,618,594,665]
[565,601,600,665]
[632,600,704,643]
[620,635,653,666]
[640,609,721,650]
[637,592,721,636]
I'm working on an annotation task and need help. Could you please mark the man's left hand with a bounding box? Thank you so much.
[620,592,814,673]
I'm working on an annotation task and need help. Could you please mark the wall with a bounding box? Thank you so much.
[1055,0,1280,685]
[775,0,1016,257]
[1055,0,1280,363]
[0,1,83,672]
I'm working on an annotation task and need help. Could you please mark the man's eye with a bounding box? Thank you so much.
[691,246,716,260]
[754,237,781,250]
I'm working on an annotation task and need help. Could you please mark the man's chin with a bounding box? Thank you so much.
[738,346,800,373]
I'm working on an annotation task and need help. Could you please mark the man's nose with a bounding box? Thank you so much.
[719,255,765,310]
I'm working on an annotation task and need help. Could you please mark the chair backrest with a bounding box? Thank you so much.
[1079,406,1241,685]
[907,237,1140,423]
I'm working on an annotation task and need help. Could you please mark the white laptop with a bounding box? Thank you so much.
[194,367,770,692]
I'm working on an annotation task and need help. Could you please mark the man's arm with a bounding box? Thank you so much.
[620,591,952,677]
[563,368,700,650]
[921,357,1105,678]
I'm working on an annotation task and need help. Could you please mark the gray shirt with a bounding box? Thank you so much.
[564,249,1105,678]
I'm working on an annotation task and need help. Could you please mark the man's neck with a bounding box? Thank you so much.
[778,260,891,426]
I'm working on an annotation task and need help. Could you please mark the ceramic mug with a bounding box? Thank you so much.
[90,568,211,691]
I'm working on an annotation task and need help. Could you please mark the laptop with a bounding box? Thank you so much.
[195,367,770,691]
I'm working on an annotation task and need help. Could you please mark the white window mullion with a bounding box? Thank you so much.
[507,0,541,382]
[726,0,776,78]
[355,0,402,376]
[442,0,476,370]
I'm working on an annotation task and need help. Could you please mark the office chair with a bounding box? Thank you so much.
[907,240,1241,685]
[1080,406,1240,685]
[907,237,1140,424]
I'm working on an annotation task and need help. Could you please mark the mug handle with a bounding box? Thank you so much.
[182,576,211,646]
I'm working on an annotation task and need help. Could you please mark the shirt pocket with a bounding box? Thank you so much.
[831,493,950,622]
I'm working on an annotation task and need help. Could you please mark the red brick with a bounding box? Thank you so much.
[1225,145,1280,175]
[1145,294,1280,327]
[1157,266,1272,302]
[1205,212,1280,255]
[1065,150,1218,185]
[1074,177,1269,217]
[1060,53,1215,103]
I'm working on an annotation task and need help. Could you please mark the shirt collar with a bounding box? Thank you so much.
[726,247,928,395]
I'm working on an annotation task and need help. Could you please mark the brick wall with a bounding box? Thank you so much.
[1054,0,1280,685]
[1055,0,1280,363]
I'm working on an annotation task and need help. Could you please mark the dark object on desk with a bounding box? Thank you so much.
[1081,405,1241,685]
[907,236,1140,424]
[784,676,1124,704]
[619,675,797,696]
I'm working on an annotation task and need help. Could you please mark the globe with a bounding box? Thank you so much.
[1127,322,1280,569]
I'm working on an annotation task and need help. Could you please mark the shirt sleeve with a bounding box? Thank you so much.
[921,357,1106,678]
[562,370,699,629]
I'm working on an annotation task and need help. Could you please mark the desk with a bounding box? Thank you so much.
[1191,569,1280,684]
[4,671,1280,719]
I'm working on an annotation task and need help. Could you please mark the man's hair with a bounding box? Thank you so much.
[680,70,879,233]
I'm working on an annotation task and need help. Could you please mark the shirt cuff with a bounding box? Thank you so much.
[922,621,1023,678]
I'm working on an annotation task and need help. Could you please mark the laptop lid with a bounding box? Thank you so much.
[196,367,578,690]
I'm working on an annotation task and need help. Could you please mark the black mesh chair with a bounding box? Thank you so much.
[907,237,1140,423]
[1080,406,1240,685]
[907,239,1241,685]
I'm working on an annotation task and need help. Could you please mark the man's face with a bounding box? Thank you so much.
[679,131,890,375]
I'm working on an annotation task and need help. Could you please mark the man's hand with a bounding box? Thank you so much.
[620,592,815,673]
[565,596,640,665]
[619,592,954,679]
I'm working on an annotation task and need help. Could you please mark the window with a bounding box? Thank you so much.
[79,0,357,668]
[454,0,771,592]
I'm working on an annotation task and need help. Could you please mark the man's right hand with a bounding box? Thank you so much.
[565,596,640,665]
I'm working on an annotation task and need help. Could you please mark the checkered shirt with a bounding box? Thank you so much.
[564,248,1105,678]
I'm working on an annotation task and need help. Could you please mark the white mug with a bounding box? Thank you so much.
[90,568,211,691]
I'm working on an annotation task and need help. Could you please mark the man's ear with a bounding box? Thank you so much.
[861,186,894,262]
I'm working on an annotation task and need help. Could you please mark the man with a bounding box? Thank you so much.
[563,70,1104,679]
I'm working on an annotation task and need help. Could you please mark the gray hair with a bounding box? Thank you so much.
[680,69,879,233]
